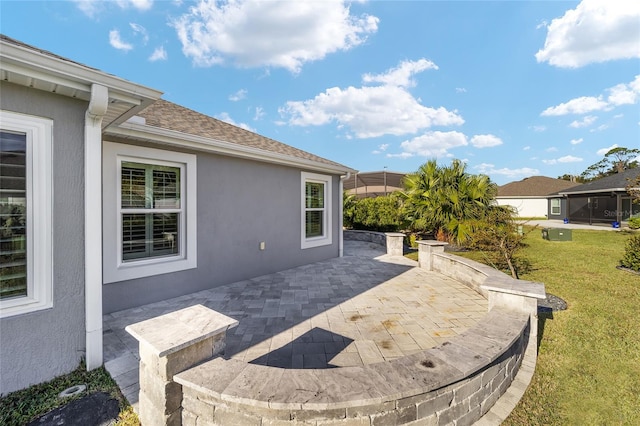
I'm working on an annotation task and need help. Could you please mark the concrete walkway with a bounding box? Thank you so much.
[103,240,487,408]
[523,219,625,231]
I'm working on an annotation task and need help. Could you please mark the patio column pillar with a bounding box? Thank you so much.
[417,240,448,271]
[384,232,405,256]
[126,305,238,426]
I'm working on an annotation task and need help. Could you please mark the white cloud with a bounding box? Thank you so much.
[372,143,390,155]
[386,152,414,159]
[541,96,608,116]
[172,0,378,72]
[597,144,618,156]
[536,0,640,68]
[362,59,438,88]
[523,146,531,151]
[109,30,133,51]
[149,46,168,61]
[543,155,583,165]
[76,0,153,16]
[130,23,149,44]
[470,134,503,148]
[74,0,103,17]
[546,147,558,152]
[570,138,584,145]
[590,124,609,132]
[253,107,265,120]
[607,75,640,105]
[542,75,640,117]
[118,0,153,11]
[216,112,255,132]
[455,87,467,93]
[229,89,247,101]
[530,125,546,132]
[474,163,539,178]
[280,84,463,138]
[372,143,390,154]
[569,115,597,128]
[396,131,468,158]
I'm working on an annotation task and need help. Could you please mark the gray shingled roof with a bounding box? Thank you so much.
[559,168,640,194]
[137,99,349,170]
[497,176,580,197]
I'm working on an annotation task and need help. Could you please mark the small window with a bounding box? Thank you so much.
[551,198,561,215]
[103,142,197,283]
[0,111,53,318]
[301,172,332,249]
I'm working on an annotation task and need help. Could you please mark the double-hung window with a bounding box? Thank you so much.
[550,198,561,216]
[103,142,196,283]
[301,172,332,249]
[0,110,53,318]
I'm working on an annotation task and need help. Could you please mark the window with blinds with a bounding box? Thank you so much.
[0,131,27,300]
[121,162,181,262]
[305,181,325,238]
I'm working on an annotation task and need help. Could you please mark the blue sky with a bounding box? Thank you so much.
[1,0,639,184]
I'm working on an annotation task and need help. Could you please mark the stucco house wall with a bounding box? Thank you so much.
[495,197,548,217]
[0,82,87,395]
[102,140,341,313]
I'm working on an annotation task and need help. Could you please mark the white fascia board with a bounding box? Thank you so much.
[107,122,356,176]
[558,188,631,195]
[0,40,162,104]
[495,196,549,199]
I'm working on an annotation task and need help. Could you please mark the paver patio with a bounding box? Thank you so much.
[103,240,488,407]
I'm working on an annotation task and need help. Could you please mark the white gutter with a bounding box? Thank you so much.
[339,172,352,257]
[85,84,108,371]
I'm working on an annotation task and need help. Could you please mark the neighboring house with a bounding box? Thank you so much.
[343,170,406,198]
[0,35,355,395]
[558,168,640,225]
[495,176,580,218]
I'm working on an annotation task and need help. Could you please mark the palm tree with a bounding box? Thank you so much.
[400,159,497,243]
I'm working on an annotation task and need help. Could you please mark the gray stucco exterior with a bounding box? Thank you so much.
[547,196,569,220]
[102,139,342,313]
[0,82,87,395]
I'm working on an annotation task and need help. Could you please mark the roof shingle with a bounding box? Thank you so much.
[497,176,580,197]
[137,99,349,170]
[559,168,640,194]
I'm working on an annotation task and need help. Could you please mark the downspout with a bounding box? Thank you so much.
[85,84,108,370]
[339,172,351,257]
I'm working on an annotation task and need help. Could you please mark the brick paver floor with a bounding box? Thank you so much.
[103,240,488,406]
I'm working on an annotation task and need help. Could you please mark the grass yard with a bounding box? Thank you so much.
[428,229,640,425]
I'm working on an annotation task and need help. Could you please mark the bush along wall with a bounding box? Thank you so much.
[349,195,403,232]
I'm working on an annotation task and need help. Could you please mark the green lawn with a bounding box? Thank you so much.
[430,229,640,425]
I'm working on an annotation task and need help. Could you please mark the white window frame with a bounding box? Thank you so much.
[103,142,197,283]
[301,172,332,249]
[550,198,561,216]
[0,110,53,319]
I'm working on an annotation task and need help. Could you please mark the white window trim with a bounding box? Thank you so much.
[550,198,561,216]
[301,172,332,249]
[0,110,53,319]
[103,142,197,283]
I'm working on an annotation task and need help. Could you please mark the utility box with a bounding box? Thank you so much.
[542,228,572,241]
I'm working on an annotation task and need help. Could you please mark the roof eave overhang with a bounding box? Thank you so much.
[106,122,356,176]
[559,188,635,195]
[496,195,550,199]
[0,38,162,128]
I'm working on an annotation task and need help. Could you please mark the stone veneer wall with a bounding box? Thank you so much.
[343,230,405,256]
[175,310,530,426]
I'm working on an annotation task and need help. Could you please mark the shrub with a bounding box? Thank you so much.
[628,217,640,229]
[351,195,402,232]
[620,235,640,272]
